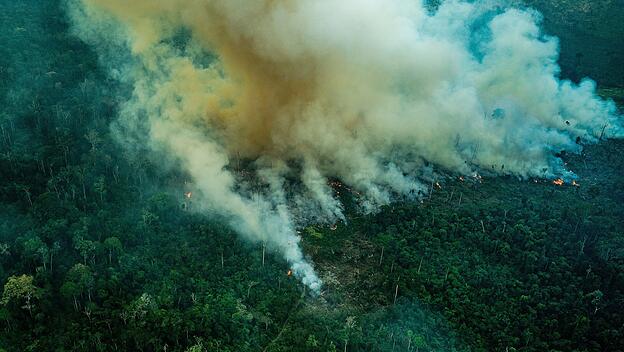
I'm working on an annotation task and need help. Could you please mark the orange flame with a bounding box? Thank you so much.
[287,270,292,277]
[553,179,564,186]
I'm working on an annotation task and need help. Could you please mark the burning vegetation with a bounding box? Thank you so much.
[328,180,362,197]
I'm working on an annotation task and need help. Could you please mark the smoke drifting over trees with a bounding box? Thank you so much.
[67,0,622,290]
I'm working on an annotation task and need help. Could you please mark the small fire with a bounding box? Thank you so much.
[553,179,564,186]
[287,270,292,277]
[185,191,192,199]
[328,180,363,197]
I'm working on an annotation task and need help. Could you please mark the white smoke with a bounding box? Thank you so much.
[67,0,622,292]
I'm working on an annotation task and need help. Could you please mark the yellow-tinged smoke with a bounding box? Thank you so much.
[68,0,622,291]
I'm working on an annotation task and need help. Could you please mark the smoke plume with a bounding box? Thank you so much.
[67,0,622,292]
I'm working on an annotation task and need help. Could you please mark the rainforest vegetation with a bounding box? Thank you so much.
[1,1,623,351]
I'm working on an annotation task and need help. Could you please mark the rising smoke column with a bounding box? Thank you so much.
[67,0,622,291]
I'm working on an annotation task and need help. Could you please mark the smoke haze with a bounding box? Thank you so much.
[67,0,623,291]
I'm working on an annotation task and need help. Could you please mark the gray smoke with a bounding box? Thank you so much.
[67,0,622,292]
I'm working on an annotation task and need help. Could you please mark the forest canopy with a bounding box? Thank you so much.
[0,0,623,351]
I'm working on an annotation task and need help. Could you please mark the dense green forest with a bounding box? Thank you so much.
[1,1,623,351]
